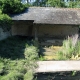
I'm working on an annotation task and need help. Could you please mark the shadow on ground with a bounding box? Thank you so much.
[0,36,33,60]
[34,72,80,80]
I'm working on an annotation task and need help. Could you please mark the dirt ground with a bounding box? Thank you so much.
[39,46,62,60]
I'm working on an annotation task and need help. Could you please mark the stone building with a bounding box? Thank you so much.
[11,7,80,45]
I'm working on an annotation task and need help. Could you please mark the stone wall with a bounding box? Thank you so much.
[37,24,79,39]
[12,21,33,36]
[0,28,10,40]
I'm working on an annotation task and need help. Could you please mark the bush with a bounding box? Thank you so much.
[0,10,12,31]
[68,1,80,8]
[46,0,66,7]
[0,9,12,32]
[1,70,24,80]
[24,70,34,80]
[24,46,38,60]
[0,37,39,80]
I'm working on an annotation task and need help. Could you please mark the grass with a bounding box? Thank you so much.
[57,37,80,60]
[39,35,80,60]
[0,36,39,80]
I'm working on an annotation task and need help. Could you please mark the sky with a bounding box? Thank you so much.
[21,0,35,3]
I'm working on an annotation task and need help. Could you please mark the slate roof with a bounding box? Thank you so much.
[11,7,80,25]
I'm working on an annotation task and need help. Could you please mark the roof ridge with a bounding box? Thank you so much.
[29,7,80,11]
[29,7,80,10]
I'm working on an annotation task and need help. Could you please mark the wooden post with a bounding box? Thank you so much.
[34,24,39,48]
[35,26,38,41]
[28,25,33,37]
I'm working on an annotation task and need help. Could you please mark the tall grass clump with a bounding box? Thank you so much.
[58,34,80,60]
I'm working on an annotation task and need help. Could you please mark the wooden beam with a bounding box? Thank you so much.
[28,24,33,37]
[34,26,38,41]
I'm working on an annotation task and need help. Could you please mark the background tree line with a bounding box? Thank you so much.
[26,0,80,8]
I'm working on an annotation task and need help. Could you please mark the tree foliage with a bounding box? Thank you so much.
[68,1,80,8]
[0,9,12,31]
[0,0,26,14]
[32,0,80,8]
[47,0,66,7]
[0,0,27,31]
[33,0,48,7]
[33,0,67,7]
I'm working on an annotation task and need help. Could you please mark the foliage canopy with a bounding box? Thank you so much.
[0,0,26,14]
[32,0,80,8]
[0,9,12,31]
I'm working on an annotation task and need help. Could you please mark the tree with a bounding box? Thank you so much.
[33,0,80,8]
[47,0,66,7]
[0,0,27,31]
[33,0,66,7]
[68,1,80,8]
[0,0,26,14]
[33,0,48,6]
[0,0,27,32]
[0,9,12,31]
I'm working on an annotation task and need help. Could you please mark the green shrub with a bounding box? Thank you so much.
[24,70,34,80]
[0,9,12,31]
[38,55,46,61]
[1,70,24,80]
[68,1,80,8]
[24,46,38,60]
[0,37,39,80]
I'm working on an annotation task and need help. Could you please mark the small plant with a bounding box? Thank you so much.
[39,55,46,61]
[57,51,68,60]
[24,46,38,60]
[71,71,77,76]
